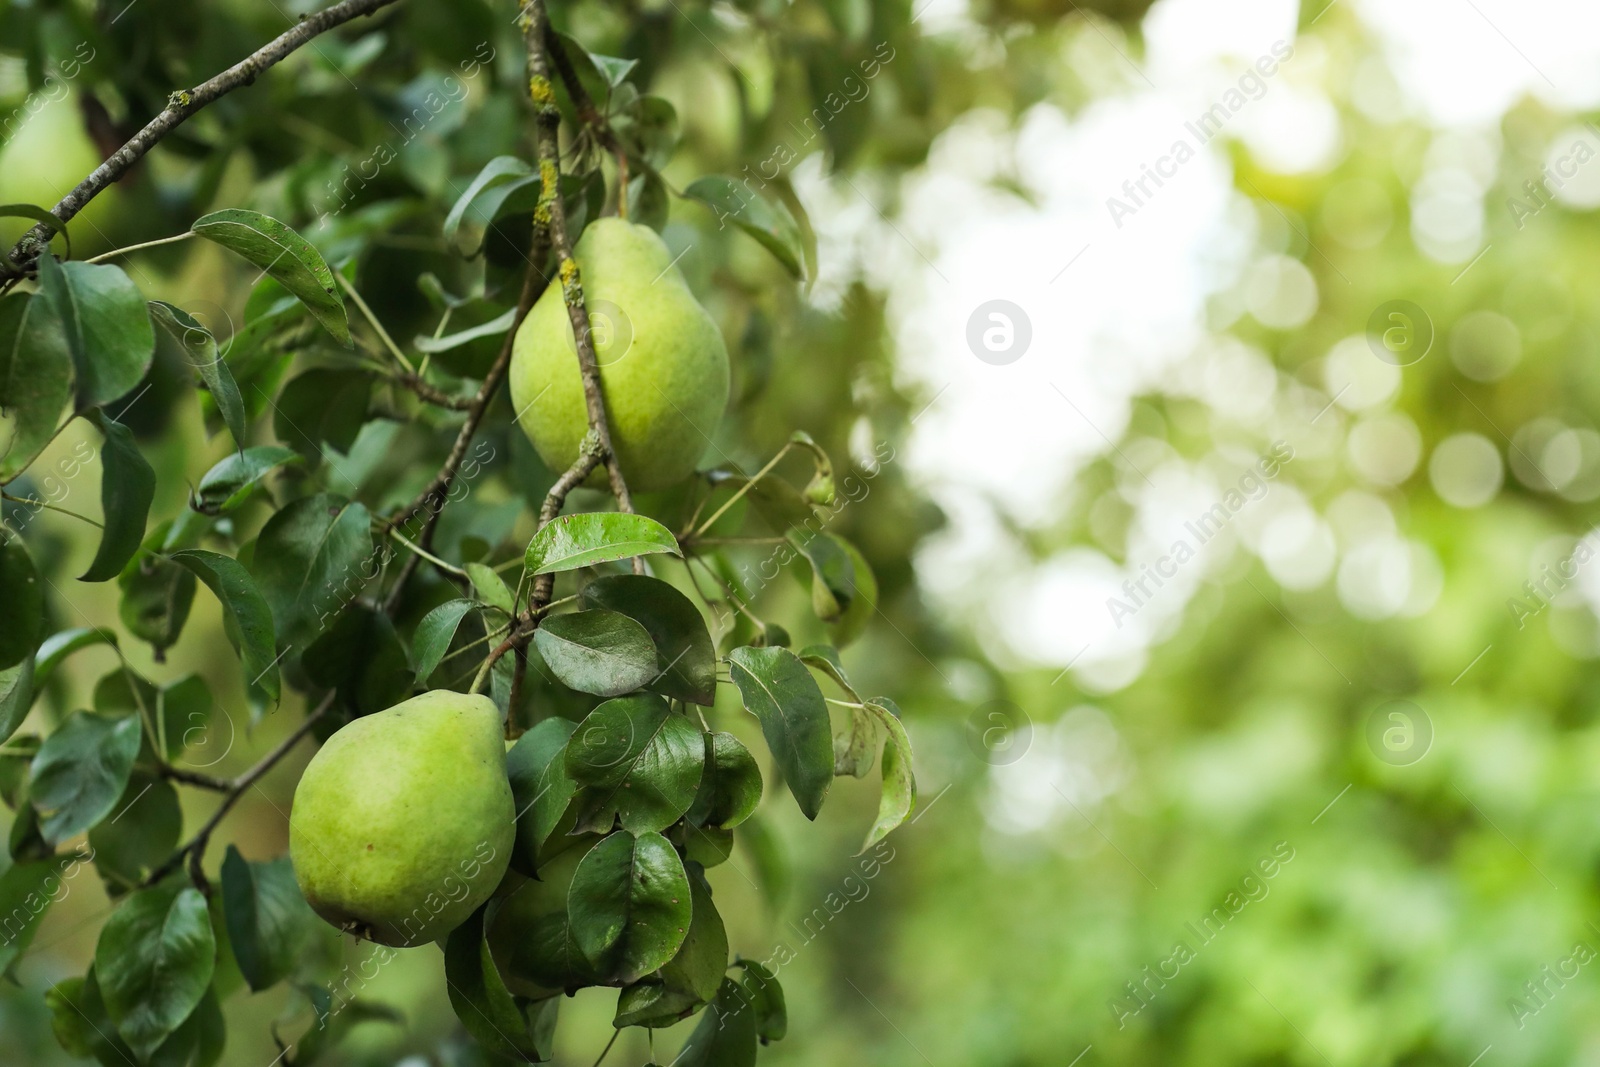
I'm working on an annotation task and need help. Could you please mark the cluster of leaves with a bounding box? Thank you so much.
[0,12,920,1067]
[447,544,912,1060]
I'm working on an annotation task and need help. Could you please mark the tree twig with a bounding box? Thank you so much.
[145,694,334,891]
[392,373,477,410]
[543,26,633,216]
[524,2,637,525]
[386,259,545,551]
[0,0,404,280]
[156,764,231,792]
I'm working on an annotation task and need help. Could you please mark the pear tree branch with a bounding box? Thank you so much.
[392,373,478,410]
[144,694,334,891]
[522,0,637,529]
[0,0,404,283]
[543,25,634,218]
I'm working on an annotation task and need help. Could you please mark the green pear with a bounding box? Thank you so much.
[509,218,730,492]
[290,690,514,946]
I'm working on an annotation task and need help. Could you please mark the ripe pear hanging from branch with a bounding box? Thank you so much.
[510,218,730,492]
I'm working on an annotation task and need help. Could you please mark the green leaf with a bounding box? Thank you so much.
[0,291,74,483]
[511,911,599,993]
[413,306,518,355]
[193,445,299,513]
[0,734,38,806]
[465,561,515,615]
[685,824,733,870]
[862,698,916,851]
[527,728,580,856]
[800,645,873,777]
[788,531,856,622]
[550,32,613,107]
[272,369,372,459]
[87,772,180,894]
[686,731,763,830]
[832,705,875,779]
[35,626,112,695]
[683,176,806,279]
[94,883,216,1061]
[119,536,196,654]
[89,668,201,763]
[10,795,50,861]
[58,966,220,1067]
[798,643,858,697]
[147,985,225,1067]
[155,674,213,762]
[148,301,247,449]
[630,170,671,233]
[674,976,758,1067]
[29,711,142,844]
[592,53,639,88]
[534,608,659,698]
[827,537,876,649]
[79,410,155,582]
[727,646,832,820]
[662,862,728,1004]
[524,512,681,575]
[443,156,536,248]
[412,598,477,681]
[302,603,412,718]
[35,256,155,409]
[0,536,45,671]
[0,656,32,747]
[251,493,373,649]
[736,959,787,1043]
[506,716,579,876]
[567,829,692,985]
[45,976,96,1058]
[444,904,550,1060]
[162,507,211,552]
[219,846,317,992]
[614,979,701,1029]
[168,550,280,702]
[565,694,705,834]
[581,574,718,705]
[190,209,350,345]
[617,95,680,170]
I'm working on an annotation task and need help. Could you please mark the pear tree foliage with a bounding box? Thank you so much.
[0,0,980,1062]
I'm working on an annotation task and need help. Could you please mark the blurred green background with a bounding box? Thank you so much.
[6,0,1600,1063]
